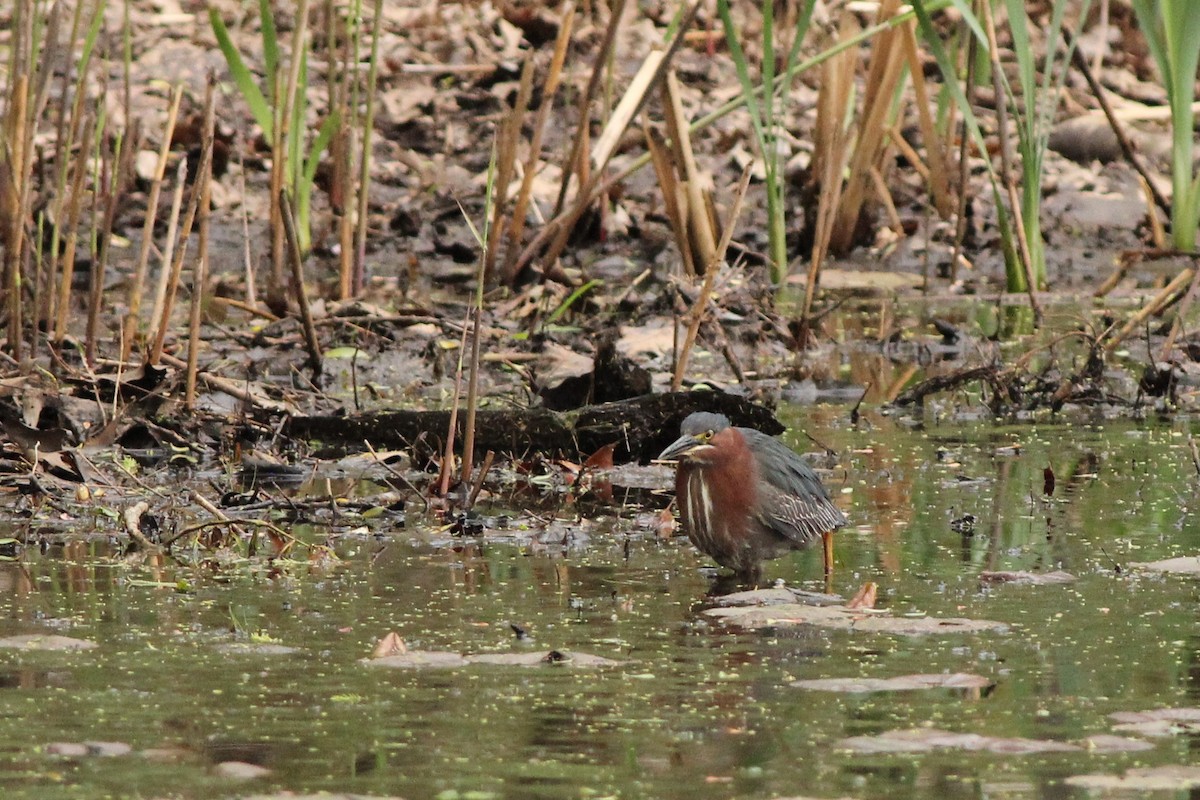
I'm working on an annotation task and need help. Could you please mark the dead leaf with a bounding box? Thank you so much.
[846,581,877,609]
[372,632,408,659]
[1066,766,1200,791]
[793,673,992,693]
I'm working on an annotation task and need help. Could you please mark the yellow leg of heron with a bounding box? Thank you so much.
[822,531,834,577]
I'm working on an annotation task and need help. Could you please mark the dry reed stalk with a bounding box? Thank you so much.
[503,3,576,280]
[829,2,907,255]
[326,0,353,299]
[86,118,135,367]
[662,69,717,276]
[53,110,97,345]
[532,2,699,281]
[899,20,952,217]
[1105,267,1194,353]
[353,0,384,295]
[185,81,217,409]
[484,55,534,283]
[1159,264,1200,361]
[553,0,626,218]
[980,0,1041,319]
[270,0,312,291]
[122,84,183,363]
[949,8,979,284]
[803,21,856,333]
[671,165,752,390]
[150,97,214,367]
[643,124,695,274]
[280,188,323,378]
[3,73,29,360]
[459,306,482,484]
[149,159,187,343]
[436,315,472,497]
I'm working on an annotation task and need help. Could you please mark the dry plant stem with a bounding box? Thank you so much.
[981,1,1041,319]
[87,118,135,367]
[53,111,96,345]
[1159,262,1200,360]
[279,188,323,378]
[185,79,217,409]
[122,84,183,362]
[553,0,627,217]
[663,70,716,275]
[485,55,534,283]
[672,165,752,390]
[1105,266,1195,353]
[804,25,856,332]
[950,11,979,285]
[467,450,495,509]
[4,73,29,359]
[459,307,483,483]
[237,147,257,306]
[1063,28,1170,218]
[643,123,695,272]
[149,159,187,339]
[353,0,384,295]
[899,21,951,217]
[536,2,699,279]
[830,4,906,255]
[1139,176,1168,249]
[503,3,576,279]
[436,317,472,497]
[150,104,212,367]
[160,352,289,412]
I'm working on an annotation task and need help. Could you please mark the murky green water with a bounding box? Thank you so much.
[2,410,1199,799]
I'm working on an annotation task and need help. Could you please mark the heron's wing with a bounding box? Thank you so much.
[741,428,847,545]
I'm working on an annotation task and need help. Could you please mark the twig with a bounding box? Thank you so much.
[279,187,323,378]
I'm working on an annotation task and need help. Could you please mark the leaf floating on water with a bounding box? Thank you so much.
[793,673,992,693]
[704,598,1007,637]
[363,650,625,669]
[0,634,98,651]
[1065,766,1200,791]
[839,728,1079,754]
[371,631,408,659]
[1130,556,1200,575]
[979,570,1076,585]
[845,581,877,609]
[1110,707,1200,737]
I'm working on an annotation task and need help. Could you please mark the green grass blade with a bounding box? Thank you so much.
[209,7,273,137]
[258,0,279,100]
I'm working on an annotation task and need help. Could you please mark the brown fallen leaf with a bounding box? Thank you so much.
[656,507,677,539]
[846,581,877,609]
[371,631,408,659]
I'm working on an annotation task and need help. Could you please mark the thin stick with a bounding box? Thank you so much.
[185,79,217,408]
[123,84,183,362]
[672,165,752,390]
[149,159,187,346]
[279,188,323,378]
[1104,267,1194,352]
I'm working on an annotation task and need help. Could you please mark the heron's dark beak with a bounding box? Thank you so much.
[657,434,703,462]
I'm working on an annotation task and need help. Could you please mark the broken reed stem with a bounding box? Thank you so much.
[436,315,473,497]
[185,79,217,409]
[1105,266,1195,353]
[552,0,626,218]
[87,119,135,367]
[353,0,384,295]
[672,165,752,390]
[150,80,214,368]
[123,83,183,363]
[1159,262,1200,361]
[53,110,96,345]
[279,187,324,378]
[503,3,576,279]
[467,450,495,509]
[1062,27,1170,219]
[149,159,187,344]
[460,306,482,484]
[485,55,534,284]
[663,69,716,276]
[949,9,979,285]
[4,73,29,360]
[981,1,1041,322]
[899,21,952,218]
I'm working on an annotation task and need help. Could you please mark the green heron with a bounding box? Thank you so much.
[658,412,847,581]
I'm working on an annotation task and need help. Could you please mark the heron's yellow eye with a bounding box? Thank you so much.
[699,429,714,442]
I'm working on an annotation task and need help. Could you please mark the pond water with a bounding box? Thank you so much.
[1,408,1198,799]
